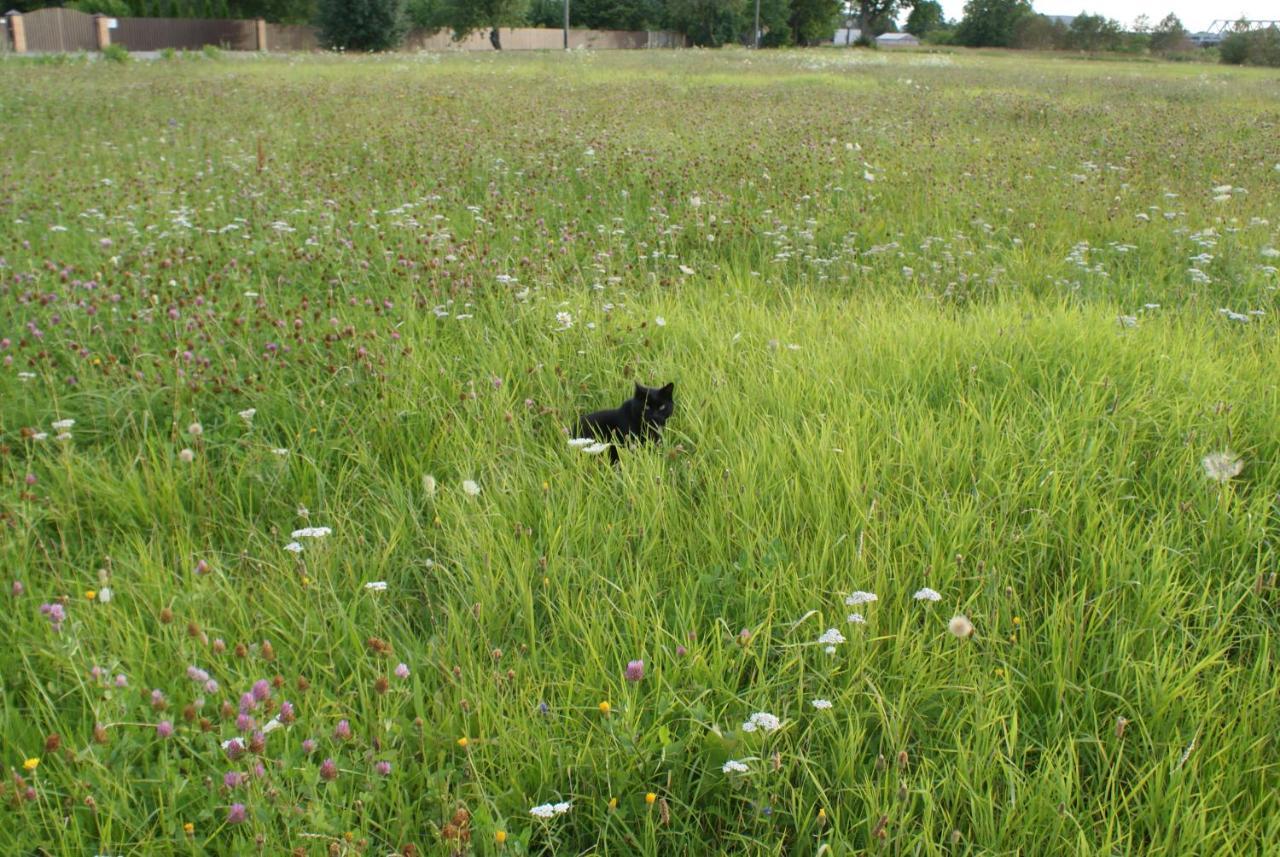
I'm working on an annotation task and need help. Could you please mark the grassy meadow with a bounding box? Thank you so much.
[2,47,1280,855]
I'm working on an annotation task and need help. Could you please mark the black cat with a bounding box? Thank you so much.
[574,382,675,463]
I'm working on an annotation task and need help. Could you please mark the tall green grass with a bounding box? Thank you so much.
[1,48,1278,855]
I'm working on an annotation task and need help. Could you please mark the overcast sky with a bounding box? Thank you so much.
[934,0,1276,32]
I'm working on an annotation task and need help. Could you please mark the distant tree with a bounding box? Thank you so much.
[845,0,899,44]
[954,0,1031,46]
[316,0,406,49]
[568,0,664,29]
[444,0,529,48]
[789,0,839,44]
[664,0,746,46]
[1148,13,1188,52]
[756,0,793,46]
[1010,12,1063,48]
[406,0,449,29]
[904,0,942,37]
[1064,12,1121,51]
[1130,13,1150,33]
[1219,25,1280,66]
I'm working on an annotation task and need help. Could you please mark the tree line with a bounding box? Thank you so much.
[17,0,1279,67]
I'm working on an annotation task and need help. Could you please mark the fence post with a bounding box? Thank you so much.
[256,18,266,51]
[6,11,25,53]
[94,14,111,50]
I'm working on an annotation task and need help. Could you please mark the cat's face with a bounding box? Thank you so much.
[635,382,675,428]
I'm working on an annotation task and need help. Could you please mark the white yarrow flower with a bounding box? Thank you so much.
[462,479,481,496]
[284,542,304,554]
[291,527,331,539]
[722,759,749,774]
[422,474,437,496]
[555,311,573,330]
[51,419,75,430]
[844,591,877,606]
[741,712,781,733]
[567,438,594,448]
[364,581,388,591]
[238,408,256,424]
[847,613,865,624]
[914,587,942,602]
[583,442,611,455]
[811,699,833,710]
[530,801,572,818]
[817,628,845,646]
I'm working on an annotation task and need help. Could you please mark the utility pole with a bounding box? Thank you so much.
[754,0,760,48]
[564,0,570,50]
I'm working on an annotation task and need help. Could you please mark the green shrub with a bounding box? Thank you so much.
[1220,27,1280,66]
[317,0,407,52]
[102,43,130,63]
[159,47,177,60]
[202,44,223,59]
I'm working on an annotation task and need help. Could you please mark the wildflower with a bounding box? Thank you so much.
[319,758,338,781]
[23,758,39,771]
[291,526,331,539]
[222,738,245,760]
[423,474,437,496]
[529,802,571,818]
[183,822,194,835]
[462,479,481,496]
[334,719,352,741]
[394,663,410,679]
[178,448,195,463]
[948,615,975,638]
[555,311,573,330]
[741,712,781,733]
[568,437,594,448]
[227,803,247,824]
[722,759,749,774]
[598,701,611,715]
[284,542,304,553]
[85,590,97,601]
[624,660,644,682]
[457,736,469,748]
[678,264,695,275]
[645,792,657,805]
[375,760,392,777]
[811,699,833,710]
[156,720,174,738]
[1202,451,1243,483]
[675,645,687,657]
[271,448,289,456]
[238,408,256,425]
[187,422,203,437]
[583,442,611,455]
[301,738,317,755]
[39,602,66,632]
[655,316,666,327]
[818,628,845,646]
[252,679,271,701]
[97,587,112,603]
[224,771,244,789]
[279,701,296,723]
[51,419,75,432]
[495,830,507,844]
[608,797,618,810]
[845,591,878,606]
[913,587,942,602]
[364,581,387,591]
[11,581,22,597]
[847,613,865,624]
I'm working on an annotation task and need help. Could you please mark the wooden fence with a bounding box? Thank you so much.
[1,9,684,54]
[114,16,257,51]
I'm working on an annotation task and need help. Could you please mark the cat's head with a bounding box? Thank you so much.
[634,381,675,428]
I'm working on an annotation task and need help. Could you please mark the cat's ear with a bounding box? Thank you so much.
[659,382,674,398]
[634,382,647,400]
